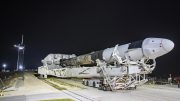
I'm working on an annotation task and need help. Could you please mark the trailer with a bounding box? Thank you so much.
[38,38,174,91]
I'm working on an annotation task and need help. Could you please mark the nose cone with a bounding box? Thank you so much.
[162,39,174,52]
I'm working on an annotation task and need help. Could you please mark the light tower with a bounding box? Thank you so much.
[14,35,25,71]
[2,63,7,72]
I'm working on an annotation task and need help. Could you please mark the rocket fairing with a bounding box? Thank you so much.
[60,38,174,67]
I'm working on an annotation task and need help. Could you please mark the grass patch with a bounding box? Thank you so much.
[0,72,21,90]
[40,98,74,101]
[43,79,66,90]
[48,77,85,89]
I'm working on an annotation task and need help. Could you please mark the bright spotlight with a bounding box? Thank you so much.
[2,63,7,68]
[19,65,23,70]
[18,46,24,50]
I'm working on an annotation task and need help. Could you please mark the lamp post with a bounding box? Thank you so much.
[14,35,25,80]
[14,44,24,71]
[2,63,7,72]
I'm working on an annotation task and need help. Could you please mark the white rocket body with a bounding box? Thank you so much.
[103,38,174,62]
[39,37,174,85]
[41,37,174,71]
[38,37,174,90]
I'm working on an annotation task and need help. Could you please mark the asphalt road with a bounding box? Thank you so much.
[15,78,24,88]
[0,91,87,101]
[0,95,26,101]
[1,72,180,101]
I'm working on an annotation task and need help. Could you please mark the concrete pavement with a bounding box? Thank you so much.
[1,72,180,101]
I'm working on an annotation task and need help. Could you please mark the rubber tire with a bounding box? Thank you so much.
[103,86,107,91]
[86,81,89,86]
[93,82,96,87]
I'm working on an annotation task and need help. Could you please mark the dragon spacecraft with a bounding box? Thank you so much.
[38,38,174,90]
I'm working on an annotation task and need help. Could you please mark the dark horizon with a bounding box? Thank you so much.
[0,1,180,76]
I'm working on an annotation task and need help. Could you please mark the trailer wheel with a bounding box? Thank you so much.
[82,80,85,85]
[93,82,96,87]
[107,86,111,91]
[98,85,102,90]
[86,81,89,86]
[103,86,107,91]
[134,86,137,89]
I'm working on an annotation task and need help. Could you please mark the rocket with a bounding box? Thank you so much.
[60,38,174,67]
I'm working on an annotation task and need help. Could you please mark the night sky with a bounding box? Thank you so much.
[0,1,179,76]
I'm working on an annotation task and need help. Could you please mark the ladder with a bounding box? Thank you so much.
[96,60,116,91]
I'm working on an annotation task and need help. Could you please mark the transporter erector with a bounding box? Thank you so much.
[38,38,174,90]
